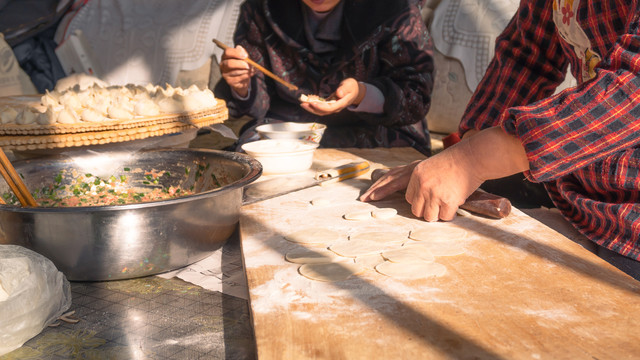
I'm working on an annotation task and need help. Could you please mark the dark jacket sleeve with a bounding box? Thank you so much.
[216,0,272,120]
[344,2,434,129]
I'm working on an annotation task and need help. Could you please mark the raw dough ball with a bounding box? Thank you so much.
[375,261,447,279]
[285,228,341,245]
[409,224,468,242]
[285,248,342,264]
[343,210,372,221]
[381,245,435,263]
[299,262,363,282]
[371,208,397,219]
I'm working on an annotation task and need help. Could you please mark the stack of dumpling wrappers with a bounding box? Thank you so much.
[0,83,227,150]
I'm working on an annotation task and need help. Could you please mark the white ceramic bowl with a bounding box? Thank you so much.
[241,139,319,175]
[256,122,327,143]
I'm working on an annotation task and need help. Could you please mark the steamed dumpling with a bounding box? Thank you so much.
[134,99,160,116]
[81,108,105,122]
[157,95,184,113]
[40,90,60,107]
[37,106,59,125]
[108,105,134,120]
[16,108,39,125]
[0,106,19,124]
[57,107,80,124]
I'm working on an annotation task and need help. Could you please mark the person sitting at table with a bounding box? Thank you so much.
[216,0,434,155]
[360,0,640,280]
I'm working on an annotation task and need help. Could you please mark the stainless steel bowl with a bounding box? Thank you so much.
[0,148,261,281]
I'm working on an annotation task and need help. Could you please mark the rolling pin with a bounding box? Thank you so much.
[370,168,511,219]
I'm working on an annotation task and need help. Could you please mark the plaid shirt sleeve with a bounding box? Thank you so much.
[460,0,640,183]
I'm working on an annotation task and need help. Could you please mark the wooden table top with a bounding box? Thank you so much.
[239,147,640,360]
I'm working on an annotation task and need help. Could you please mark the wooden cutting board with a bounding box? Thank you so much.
[240,148,640,360]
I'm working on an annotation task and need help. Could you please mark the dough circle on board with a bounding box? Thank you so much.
[381,245,435,263]
[329,239,389,257]
[371,208,397,219]
[285,228,341,245]
[348,231,407,244]
[343,210,371,221]
[298,262,364,282]
[375,261,447,279]
[405,241,466,257]
[285,248,343,264]
[409,224,467,242]
[354,254,386,270]
[329,233,404,258]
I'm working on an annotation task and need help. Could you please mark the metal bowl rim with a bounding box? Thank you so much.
[0,148,262,213]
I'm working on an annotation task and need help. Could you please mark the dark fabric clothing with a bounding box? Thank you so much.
[12,27,66,93]
[481,173,555,209]
[0,0,70,92]
[0,0,70,46]
[459,0,640,261]
[217,0,435,155]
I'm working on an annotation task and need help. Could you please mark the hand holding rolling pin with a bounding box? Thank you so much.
[360,127,528,221]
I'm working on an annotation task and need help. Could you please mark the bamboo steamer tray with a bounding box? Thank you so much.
[0,95,228,150]
[0,95,227,135]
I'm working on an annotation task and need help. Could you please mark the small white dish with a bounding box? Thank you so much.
[241,139,319,175]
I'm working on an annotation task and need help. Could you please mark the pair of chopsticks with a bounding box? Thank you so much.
[0,148,37,207]
[212,39,299,91]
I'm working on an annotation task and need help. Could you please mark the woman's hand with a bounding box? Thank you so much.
[220,45,256,97]
[300,78,365,116]
[404,145,483,221]
[362,127,530,222]
[359,161,421,202]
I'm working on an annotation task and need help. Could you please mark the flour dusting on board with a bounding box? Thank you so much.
[245,180,472,319]
[250,263,448,318]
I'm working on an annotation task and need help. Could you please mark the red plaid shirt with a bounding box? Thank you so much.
[460,0,640,260]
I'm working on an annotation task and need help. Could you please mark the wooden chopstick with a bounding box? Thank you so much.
[0,148,37,207]
[212,39,299,91]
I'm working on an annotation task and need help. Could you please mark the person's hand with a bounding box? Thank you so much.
[300,78,365,116]
[220,45,256,97]
[406,127,529,221]
[359,161,421,202]
[363,127,530,222]
[404,144,483,221]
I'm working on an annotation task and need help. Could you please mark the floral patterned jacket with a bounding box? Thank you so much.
[217,0,434,155]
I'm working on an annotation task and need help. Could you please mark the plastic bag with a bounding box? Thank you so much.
[0,245,72,356]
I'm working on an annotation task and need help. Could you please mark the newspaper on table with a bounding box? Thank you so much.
[157,234,249,300]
